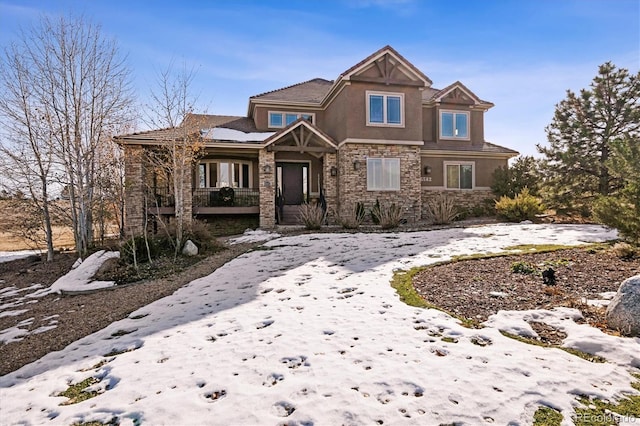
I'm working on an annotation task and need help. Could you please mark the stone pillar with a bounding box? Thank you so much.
[259,149,276,228]
[181,164,193,231]
[124,145,145,235]
[322,152,338,223]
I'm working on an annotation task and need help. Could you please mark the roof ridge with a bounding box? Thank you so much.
[250,78,333,99]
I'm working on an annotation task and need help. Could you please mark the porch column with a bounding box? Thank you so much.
[259,149,276,228]
[180,163,193,231]
[124,145,145,235]
[323,152,338,223]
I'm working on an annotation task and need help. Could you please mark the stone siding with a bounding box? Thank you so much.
[322,152,338,222]
[421,189,495,219]
[337,144,421,222]
[259,150,276,228]
[124,145,145,235]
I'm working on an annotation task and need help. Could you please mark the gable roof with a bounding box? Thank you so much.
[263,117,337,150]
[338,45,433,86]
[424,81,494,110]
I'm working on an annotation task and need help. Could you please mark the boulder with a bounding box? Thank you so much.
[606,275,640,336]
[182,239,199,256]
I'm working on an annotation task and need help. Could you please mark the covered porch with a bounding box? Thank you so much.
[259,118,338,227]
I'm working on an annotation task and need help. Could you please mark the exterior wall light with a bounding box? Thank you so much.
[424,165,432,175]
[330,166,337,176]
[353,160,360,171]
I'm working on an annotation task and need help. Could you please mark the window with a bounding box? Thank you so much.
[366,91,404,126]
[268,111,315,128]
[445,162,474,189]
[197,160,252,188]
[367,158,400,191]
[440,111,469,139]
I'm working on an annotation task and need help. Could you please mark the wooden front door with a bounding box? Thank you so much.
[277,162,307,205]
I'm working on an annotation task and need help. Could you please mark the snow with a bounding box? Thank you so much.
[0,250,41,263]
[0,251,119,344]
[229,229,282,245]
[202,127,276,142]
[1,224,638,425]
[34,250,120,296]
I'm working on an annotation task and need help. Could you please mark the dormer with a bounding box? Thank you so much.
[423,81,494,145]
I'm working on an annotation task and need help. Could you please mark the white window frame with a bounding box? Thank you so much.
[444,161,475,190]
[439,110,470,140]
[197,160,253,189]
[367,157,401,191]
[366,91,405,127]
[268,111,315,129]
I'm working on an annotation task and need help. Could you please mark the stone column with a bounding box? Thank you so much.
[259,149,276,228]
[179,163,193,231]
[124,145,145,235]
[322,152,338,223]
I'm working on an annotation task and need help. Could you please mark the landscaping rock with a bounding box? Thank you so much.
[182,240,199,256]
[605,275,640,336]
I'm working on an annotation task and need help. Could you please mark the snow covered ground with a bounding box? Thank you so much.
[0,250,41,263]
[1,223,638,425]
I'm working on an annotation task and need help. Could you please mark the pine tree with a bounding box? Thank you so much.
[593,137,640,244]
[491,155,542,198]
[537,62,640,214]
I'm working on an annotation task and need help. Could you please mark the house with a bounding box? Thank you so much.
[115,46,518,233]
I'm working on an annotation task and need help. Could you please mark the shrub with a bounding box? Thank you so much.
[611,242,637,260]
[298,202,326,230]
[185,220,224,254]
[495,188,545,222]
[593,193,640,245]
[511,261,537,274]
[339,202,366,229]
[377,202,404,229]
[424,194,459,225]
[120,234,173,264]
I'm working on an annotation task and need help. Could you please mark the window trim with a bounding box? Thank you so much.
[197,160,253,189]
[366,157,401,191]
[439,110,470,141]
[365,91,405,128]
[268,111,315,129]
[443,161,475,190]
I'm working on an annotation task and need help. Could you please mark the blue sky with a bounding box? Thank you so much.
[0,0,638,156]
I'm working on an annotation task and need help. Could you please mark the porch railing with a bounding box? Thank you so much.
[147,187,259,210]
[193,187,260,208]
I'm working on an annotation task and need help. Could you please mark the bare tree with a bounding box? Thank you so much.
[0,41,56,261]
[144,63,203,253]
[0,15,135,257]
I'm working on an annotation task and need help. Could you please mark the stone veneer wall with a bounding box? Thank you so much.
[124,145,145,235]
[420,189,495,219]
[322,152,338,222]
[259,150,276,228]
[337,144,421,222]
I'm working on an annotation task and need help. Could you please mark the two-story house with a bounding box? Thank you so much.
[115,46,518,232]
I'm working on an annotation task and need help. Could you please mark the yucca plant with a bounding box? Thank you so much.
[339,202,366,229]
[425,194,459,225]
[298,202,326,230]
[377,202,404,229]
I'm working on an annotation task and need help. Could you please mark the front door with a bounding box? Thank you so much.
[277,162,308,205]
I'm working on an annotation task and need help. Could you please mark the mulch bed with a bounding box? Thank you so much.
[413,246,639,336]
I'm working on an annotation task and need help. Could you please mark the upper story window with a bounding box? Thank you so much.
[366,91,404,127]
[440,110,469,140]
[268,111,314,128]
[367,158,400,191]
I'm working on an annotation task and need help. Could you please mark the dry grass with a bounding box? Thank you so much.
[0,226,76,251]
